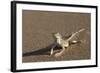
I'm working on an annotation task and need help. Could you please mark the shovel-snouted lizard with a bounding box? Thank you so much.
[50,29,85,57]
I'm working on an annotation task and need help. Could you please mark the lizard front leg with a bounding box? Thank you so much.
[50,44,57,55]
[55,46,66,57]
[50,48,54,55]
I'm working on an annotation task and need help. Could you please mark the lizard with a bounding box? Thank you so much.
[50,28,85,57]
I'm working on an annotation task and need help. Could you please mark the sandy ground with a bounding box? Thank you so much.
[22,10,91,63]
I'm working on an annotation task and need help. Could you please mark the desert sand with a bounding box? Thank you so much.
[22,10,91,63]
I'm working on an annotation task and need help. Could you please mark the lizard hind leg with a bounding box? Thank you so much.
[70,40,80,44]
[55,46,65,57]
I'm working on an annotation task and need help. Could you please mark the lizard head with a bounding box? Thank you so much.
[53,32,62,39]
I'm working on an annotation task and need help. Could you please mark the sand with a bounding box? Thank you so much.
[22,10,91,63]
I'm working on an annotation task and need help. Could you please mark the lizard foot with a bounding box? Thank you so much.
[55,52,62,57]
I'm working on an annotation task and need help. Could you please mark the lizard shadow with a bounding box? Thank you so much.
[23,34,81,57]
[23,43,62,57]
